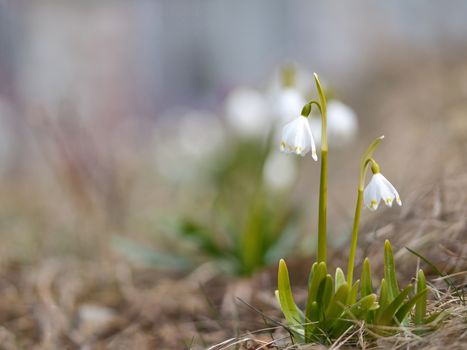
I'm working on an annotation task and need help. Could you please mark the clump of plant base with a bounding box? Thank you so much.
[275,73,448,345]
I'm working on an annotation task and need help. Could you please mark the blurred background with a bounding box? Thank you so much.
[0,1,467,348]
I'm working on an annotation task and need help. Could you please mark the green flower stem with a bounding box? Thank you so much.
[314,73,328,264]
[347,188,363,286]
[346,137,384,285]
[317,149,328,263]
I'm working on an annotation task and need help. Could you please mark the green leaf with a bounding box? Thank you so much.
[347,280,360,304]
[415,269,427,325]
[241,196,266,274]
[307,262,318,291]
[335,267,346,291]
[361,258,373,298]
[377,284,413,326]
[331,294,378,337]
[375,279,388,321]
[384,240,400,301]
[305,301,320,343]
[348,294,379,318]
[396,288,427,323]
[424,311,448,326]
[176,220,224,257]
[277,259,304,328]
[324,283,349,323]
[306,262,327,320]
[317,274,334,316]
[406,246,465,304]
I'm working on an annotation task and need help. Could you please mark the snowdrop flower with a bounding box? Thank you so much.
[327,101,358,144]
[224,87,269,137]
[263,151,298,190]
[364,172,402,211]
[153,108,225,183]
[280,115,317,160]
[271,87,306,123]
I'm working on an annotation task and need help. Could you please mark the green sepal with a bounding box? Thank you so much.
[334,267,346,291]
[360,258,373,298]
[415,269,427,325]
[376,284,413,326]
[384,240,400,302]
[277,259,304,328]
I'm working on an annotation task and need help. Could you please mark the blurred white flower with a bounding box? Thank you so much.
[364,173,402,211]
[271,87,306,123]
[280,116,317,160]
[153,108,225,183]
[263,151,297,190]
[310,100,358,147]
[178,110,225,158]
[224,87,269,137]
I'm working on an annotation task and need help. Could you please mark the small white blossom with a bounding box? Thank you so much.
[263,151,297,190]
[364,173,402,211]
[224,87,269,137]
[280,116,317,160]
[310,100,358,147]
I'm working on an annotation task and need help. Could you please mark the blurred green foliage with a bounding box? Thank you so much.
[115,135,303,276]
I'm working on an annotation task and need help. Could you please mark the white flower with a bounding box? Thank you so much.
[280,116,317,160]
[263,151,298,190]
[271,87,306,123]
[310,100,358,147]
[224,87,269,137]
[327,101,358,145]
[364,173,402,211]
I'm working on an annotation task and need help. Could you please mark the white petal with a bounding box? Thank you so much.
[364,176,380,211]
[380,174,402,206]
[280,119,299,153]
[280,116,316,157]
[304,117,318,161]
[372,174,394,208]
[294,121,305,155]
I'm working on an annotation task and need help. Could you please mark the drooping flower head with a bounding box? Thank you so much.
[364,166,402,211]
[280,115,317,160]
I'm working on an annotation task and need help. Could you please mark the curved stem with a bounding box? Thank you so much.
[314,73,328,263]
[346,137,384,285]
[301,100,321,117]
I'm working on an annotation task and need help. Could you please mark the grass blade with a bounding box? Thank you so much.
[415,269,427,324]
